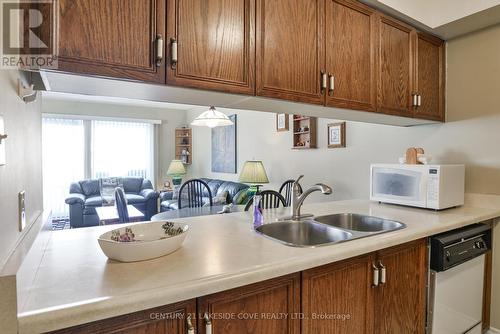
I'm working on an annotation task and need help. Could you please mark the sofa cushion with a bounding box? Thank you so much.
[217,181,249,203]
[200,178,223,198]
[123,177,144,194]
[205,190,228,206]
[161,200,178,211]
[85,195,103,207]
[80,180,100,197]
[126,193,146,204]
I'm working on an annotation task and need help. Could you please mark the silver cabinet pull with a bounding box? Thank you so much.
[155,34,164,67]
[321,71,327,93]
[328,74,334,96]
[417,94,422,107]
[412,93,418,107]
[372,262,379,287]
[378,261,386,285]
[186,314,194,334]
[204,313,212,334]
[171,37,178,70]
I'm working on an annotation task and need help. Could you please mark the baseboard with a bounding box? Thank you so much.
[488,327,500,334]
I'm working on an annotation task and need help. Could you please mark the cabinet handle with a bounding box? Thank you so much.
[328,74,334,96]
[320,71,327,94]
[155,34,164,67]
[417,94,422,107]
[186,314,194,334]
[412,93,417,107]
[372,262,379,287]
[171,37,178,70]
[378,261,386,285]
[204,313,212,334]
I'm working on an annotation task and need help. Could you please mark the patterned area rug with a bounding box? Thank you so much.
[52,217,71,230]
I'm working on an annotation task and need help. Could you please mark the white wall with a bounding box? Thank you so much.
[0,70,43,266]
[42,97,188,188]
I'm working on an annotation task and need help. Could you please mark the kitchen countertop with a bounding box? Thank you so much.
[17,199,500,333]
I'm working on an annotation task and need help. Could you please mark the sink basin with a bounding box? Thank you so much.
[255,221,352,247]
[314,213,405,233]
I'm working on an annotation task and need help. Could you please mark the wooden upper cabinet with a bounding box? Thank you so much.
[325,0,377,111]
[47,300,196,334]
[377,16,414,117]
[374,239,427,334]
[166,0,255,95]
[256,0,325,104]
[302,254,375,334]
[414,33,445,121]
[56,0,166,83]
[198,273,300,334]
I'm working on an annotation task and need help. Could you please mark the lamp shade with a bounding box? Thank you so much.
[166,160,186,176]
[191,106,233,128]
[239,160,269,184]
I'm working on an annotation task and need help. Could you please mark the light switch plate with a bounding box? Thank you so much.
[19,191,26,232]
[0,116,5,166]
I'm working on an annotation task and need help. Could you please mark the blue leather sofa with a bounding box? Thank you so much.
[160,178,249,212]
[65,177,158,228]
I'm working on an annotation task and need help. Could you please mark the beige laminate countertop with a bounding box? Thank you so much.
[17,199,500,333]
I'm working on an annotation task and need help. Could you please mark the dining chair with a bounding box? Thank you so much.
[114,187,130,223]
[178,179,213,209]
[244,190,287,211]
[279,179,303,207]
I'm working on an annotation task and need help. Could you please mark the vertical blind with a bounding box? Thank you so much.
[42,117,155,218]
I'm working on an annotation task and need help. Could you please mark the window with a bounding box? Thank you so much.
[42,117,155,217]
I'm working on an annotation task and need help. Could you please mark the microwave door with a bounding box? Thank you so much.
[372,167,427,207]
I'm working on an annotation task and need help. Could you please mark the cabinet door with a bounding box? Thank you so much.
[374,239,427,334]
[414,33,445,121]
[256,0,325,104]
[302,254,375,334]
[48,300,196,334]
[377,16,414,117]
[198,274,300,334]
[325,0,377,112]
[166,0,255,95]
[56,0,166,83]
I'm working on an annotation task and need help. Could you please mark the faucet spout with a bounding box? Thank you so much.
[288,177,332,221]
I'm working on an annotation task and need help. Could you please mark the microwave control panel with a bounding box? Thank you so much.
[426,167,440,208]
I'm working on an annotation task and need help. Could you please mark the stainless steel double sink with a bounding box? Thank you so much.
[255,213,405,247]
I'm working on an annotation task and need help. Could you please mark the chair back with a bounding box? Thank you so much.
[279,179,303,207]
[178,179,213,209]
[114,187,129,223]
[244,190,286,211]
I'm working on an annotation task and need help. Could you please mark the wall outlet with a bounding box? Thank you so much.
[18,191,26,232]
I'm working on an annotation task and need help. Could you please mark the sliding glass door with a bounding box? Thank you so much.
[42,117,155,218]
[42,118,85,218]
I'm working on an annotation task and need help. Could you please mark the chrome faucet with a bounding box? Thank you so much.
[289,175,332,221]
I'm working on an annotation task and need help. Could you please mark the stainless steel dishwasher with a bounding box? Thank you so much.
[427,223,491,334]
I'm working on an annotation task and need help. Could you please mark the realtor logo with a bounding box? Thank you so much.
[1,0,57,69]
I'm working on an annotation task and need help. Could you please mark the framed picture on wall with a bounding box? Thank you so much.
[276,113,289,132]
[327,122,346,148]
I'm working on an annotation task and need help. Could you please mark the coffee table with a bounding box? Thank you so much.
[95,205,145,225]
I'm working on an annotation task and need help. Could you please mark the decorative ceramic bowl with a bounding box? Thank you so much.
[98,221,189,262]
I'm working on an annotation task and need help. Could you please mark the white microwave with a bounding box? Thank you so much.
[370,164,465,210]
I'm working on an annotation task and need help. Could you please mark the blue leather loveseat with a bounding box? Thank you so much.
[65,177,158,228]
[159,178,249,212]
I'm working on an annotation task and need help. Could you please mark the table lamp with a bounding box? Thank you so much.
[167,160,186,186]
[239,160,269,195]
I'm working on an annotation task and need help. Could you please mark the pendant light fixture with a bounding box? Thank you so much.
[191,106,233,128]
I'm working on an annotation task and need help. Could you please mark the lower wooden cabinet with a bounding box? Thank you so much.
[302,238,427,334]
[302,254,376,334]
[198,273,301,334]
[47,299,196,334]
[374,238,427,334]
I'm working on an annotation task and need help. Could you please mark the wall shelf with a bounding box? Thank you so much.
[292,115,317,149]
[175,128,192,165]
